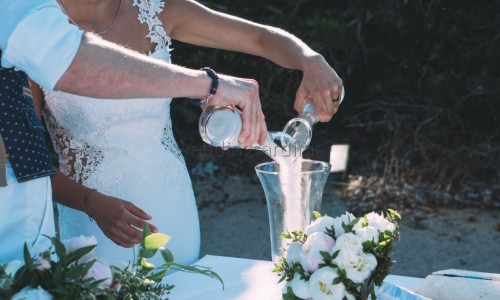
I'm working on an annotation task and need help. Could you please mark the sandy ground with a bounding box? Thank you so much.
[193,176,500,278]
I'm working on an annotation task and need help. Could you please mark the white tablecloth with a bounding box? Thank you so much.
[166,255,423,300]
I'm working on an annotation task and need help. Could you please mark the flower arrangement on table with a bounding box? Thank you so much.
[274,209,401,300]
[0,225,222,299]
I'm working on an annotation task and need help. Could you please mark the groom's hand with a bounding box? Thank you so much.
[86,192,158,248]
[205,75,268,147]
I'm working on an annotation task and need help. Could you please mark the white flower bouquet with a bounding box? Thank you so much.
[274,209,401,300]
[0,225,222,299]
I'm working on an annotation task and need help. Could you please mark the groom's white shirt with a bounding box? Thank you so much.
[0,0,79,261]
[0,162,55,262]
[0,0,82,90]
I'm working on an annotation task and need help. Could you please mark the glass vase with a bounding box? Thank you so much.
[255,159,331,262]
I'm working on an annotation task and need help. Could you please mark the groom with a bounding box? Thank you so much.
[0,64,166,262]
[0,1,268,263]
[0,65,56,261]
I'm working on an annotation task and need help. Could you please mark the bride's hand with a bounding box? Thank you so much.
[204,75,267,147]
[86,191,158,248]
[294,55,344,122]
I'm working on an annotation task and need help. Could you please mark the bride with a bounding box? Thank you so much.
[31,0,343,265]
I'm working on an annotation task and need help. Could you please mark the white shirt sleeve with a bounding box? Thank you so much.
[2,4,83,91]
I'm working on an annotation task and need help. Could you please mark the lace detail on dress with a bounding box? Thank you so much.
[43,109,104,184]
[133,0,171,54]
[162,126,182,161]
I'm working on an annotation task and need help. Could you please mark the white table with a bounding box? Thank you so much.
[166,255,423,300]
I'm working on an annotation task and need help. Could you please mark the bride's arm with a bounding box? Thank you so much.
[30,81,158,248]
[161,0,344,122]
[50,170,158,248]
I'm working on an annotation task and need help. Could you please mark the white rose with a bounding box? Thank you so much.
[353,224,380,244]
[286,242,303,264]
[331,233,363,255]
[300,232,335,273]
[34,258,52,272]
[289,273,311,299]
[365,212,396,233]
[308,267,346,300]
[62,235,97,263]
[304,216,335,236]
[11,286,53,300]
[332,212,355,237]
[4,259,23,277]
[333,249,377,284]
[85,259,113,289]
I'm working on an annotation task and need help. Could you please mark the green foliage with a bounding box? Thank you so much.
[281,230,306,243]
[0,224,223,299]
[114,223,223,299]
[282,286,301,300]
[312,211,323,220]
[0,240,107,299]
[273,257,309,284]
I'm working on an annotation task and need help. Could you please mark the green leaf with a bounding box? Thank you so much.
[320,251,331,262]
[341,222,350,233]
[277,273,287,283]
[159,262,224,289]
[350,217,360,227]
[387,209,401,220]
[312,211,322,219]
[363,239,373,251]
[146,269,168,282]
[144,233,172,250]
[66,245,97,264]
[338,268,347,277]
[66,259,95,281]
[51,236,67,259]
[282,286,301,300]
[139,258,156,270]
[141,223,152,248]
[160,248,174,263]
[23,244,33,269]
[139,247,158,259]
[331,250,340,260]
[363,215,369,227]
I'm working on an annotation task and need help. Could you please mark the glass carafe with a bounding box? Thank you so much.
[283,88,345,153]
[199,106,297,160]
[255,159,331,262]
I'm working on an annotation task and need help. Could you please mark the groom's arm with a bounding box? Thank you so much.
[1,1,211,98]
[56,34,267,146]
[2,2,266,145]
[55,33,213,99]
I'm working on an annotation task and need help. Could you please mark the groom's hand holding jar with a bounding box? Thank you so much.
[199,72,268,148]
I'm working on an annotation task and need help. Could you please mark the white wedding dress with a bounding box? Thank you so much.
[43,0,200,265]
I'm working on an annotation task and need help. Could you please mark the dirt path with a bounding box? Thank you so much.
[195,176,500,278]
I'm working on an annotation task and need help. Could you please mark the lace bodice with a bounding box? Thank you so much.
[43,0,184,197]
